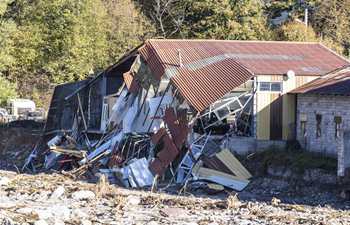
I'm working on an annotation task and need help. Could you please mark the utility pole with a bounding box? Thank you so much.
[304,7,308,27]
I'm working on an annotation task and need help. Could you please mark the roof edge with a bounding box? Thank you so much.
[318,42,350,64]
[147,38,320,45]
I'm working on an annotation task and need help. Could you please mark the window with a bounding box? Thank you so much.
[300,113,307,138]
[259,82,270,91]
[334,116,342,139]
[258,82,282,92]
[316,114,322,138]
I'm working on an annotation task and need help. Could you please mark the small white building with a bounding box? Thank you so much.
[7,98,36,118]
[292,66,350,176]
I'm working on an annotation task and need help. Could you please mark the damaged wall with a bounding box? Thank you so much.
[296,94,350,176]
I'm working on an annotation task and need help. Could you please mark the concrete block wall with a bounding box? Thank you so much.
[296,94,350,176]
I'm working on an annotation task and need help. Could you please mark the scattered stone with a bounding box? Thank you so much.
[53,219,65,225]
[34,220,48,225]
[126,195,141,206]
[227,194,241,209]
[50,186,65,200]
[271,197,281,206]
[0,202,17,209]
[81,219,92,225]
[72,208,89,219]
[0,177,10,186]
[72,190,95,201]
[16,207,37,217]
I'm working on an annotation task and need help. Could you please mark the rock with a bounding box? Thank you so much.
[53,219,65,225]
[72,208,89,218]
[0,216,14,225]
[0,177,10,186]
[271,197,281,206]
[17,207,37,216]
[35,205,71,221]
[72,190,95,201]
[81,220,92,225]
[126,196,141,206]
[147,221,160,225]
[34,220,48,225]
[0,202,17,209]
[50,186,65,200]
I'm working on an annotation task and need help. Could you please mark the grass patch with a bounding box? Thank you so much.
[252,145,337,174]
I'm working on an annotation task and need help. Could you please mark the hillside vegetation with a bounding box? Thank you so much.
[0,0,349,106]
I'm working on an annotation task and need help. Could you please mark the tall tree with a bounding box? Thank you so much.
[227,0,271,40]
[313,0,350,56]
[8,0,110,87]
[182,0,234,39]
[103,0,155,62]
[276,21,317,42]
[0,0,16,74]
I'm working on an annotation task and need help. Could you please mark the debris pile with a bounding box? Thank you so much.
[23,48,254,193]
[1,170,349,225]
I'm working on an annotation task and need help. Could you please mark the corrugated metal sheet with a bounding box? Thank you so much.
[138,39,350,112]
[123,71,140,93]
[291,66,350,95]
[171,59,253,112]
[140,39,349,77]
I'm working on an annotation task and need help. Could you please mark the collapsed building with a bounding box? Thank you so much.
[23,40,350,191]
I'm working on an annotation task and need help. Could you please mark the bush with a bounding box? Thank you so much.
[0,76,18,106]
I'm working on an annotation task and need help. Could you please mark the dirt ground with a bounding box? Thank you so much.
[0,123,42,171]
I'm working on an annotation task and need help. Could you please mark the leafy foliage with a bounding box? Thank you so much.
[1,0,153,101]
[0,0,16,74]
[0,0,349,105]
[313,0,350,56]
[0,76,17,106]
[276,21,317,42]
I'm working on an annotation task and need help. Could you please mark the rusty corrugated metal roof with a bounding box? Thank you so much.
[291,66,350,95]
[138,39,350,112]
[171,58,253,112]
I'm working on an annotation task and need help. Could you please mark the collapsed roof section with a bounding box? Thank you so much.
[137,39,349,112]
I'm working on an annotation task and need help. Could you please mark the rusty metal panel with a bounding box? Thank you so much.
[163,108,188,148]
[139,39,349,112]
[291,66,350,95]
[140,40,349,78]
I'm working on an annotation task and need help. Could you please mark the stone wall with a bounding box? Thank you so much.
[296,94,350,176]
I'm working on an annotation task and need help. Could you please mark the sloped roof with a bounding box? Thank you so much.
[139,39,349,77]
[291,66,350,95]
[138,39,350,112]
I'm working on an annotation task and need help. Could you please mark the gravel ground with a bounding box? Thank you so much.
[1,170,350,225]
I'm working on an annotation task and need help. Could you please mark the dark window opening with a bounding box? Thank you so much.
[335,116,342,139]
[316,114,322,138]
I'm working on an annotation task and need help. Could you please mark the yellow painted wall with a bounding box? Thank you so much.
[256,75,319,140]
[256,76,272,140]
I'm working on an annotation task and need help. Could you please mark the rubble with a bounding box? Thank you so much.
[1,170,350,225]
[22,48,255,195]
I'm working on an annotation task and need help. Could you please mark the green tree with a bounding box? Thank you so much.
[227,0,271,40]
[103,0,155,62]
[0,76,17,106]
[181,0,233,39]
[9,0,110,86]
[312,0,350,56]
[0,0,16,74]
[276,21,317,42]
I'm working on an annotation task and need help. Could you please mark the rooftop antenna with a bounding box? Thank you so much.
[177,49,183,67]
